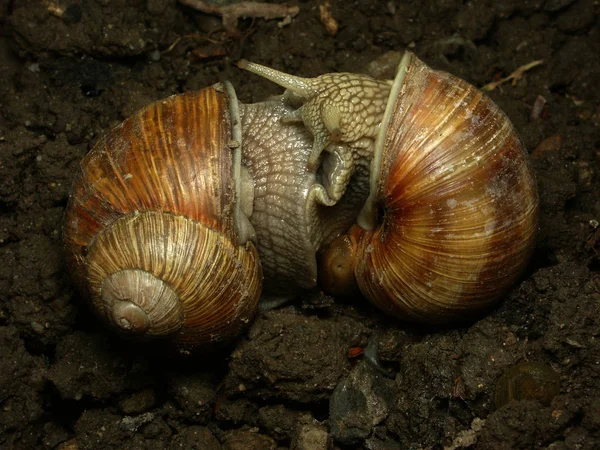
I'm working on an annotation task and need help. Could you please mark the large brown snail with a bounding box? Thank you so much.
[64,52,538,348]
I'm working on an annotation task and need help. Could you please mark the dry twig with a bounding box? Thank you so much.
[178,0,299,35]
[482,60,544,91]
[163,32,225,54]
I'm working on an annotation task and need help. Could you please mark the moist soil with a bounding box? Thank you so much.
[1,1,599,449]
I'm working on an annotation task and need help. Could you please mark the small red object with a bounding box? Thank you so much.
[348,346,364,358]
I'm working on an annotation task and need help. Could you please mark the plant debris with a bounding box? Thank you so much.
[482,60,544,91]
[319,0,339,36]
[178,0,300,35]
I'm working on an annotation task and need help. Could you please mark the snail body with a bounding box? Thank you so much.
[65,51,539,346]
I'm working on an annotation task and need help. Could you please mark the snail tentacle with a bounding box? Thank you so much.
[239,60,392,172]
[237,59,319,99]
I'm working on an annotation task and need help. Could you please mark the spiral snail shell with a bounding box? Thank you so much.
[316,53,538,322]
[64,51,538,347]
[64,86,262,348]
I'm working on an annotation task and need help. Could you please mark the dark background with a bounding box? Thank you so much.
[0,0,599,448]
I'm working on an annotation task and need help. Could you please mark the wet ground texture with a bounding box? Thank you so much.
[1,0,599,449]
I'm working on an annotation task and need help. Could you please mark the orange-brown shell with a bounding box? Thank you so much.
[64,86,262,348]
[355,53,538,323]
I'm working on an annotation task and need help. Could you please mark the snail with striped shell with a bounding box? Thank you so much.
[64,52,538,349]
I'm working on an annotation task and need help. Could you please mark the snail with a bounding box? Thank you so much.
[63,87,263,348]
[64,72,364,348]
[311,52,539,323]
[64,51,538,348]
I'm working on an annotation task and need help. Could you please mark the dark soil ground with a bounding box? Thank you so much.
[1,0,599,449]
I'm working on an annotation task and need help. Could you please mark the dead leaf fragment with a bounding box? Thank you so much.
[319,0,338,36]
[531,135,561,158]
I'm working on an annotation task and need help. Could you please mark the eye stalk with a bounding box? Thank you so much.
[238,59,391,170]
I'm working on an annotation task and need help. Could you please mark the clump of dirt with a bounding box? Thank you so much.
[1,0,599,449]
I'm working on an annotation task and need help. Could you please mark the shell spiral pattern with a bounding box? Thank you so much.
[64,87,262,347]
[354,54,538,322]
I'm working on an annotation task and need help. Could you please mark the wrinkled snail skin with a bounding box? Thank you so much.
[237,60,395,294]
[316,52,539,323]
[64,86,262,348]
[238,101,374,294]
[237,100,319,292]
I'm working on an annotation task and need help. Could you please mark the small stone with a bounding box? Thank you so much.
[30,321,45,334]
[445,417,486,450]
[291,421,330,450]
[149,49,161,62]
[329,361,396,445]
[118,389,156,414]
[577,161,594,191]
[258,404,313,441]
[120,412,154,432]
[169,373,216,422]
[531,135,561,159]
[57,438,79,450]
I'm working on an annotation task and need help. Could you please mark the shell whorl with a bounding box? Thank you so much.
[353,53,539,322]
[102,270,180,335]
[64,86,262,347]
[83,211,262,344]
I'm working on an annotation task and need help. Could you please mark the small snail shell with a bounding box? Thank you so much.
[495,362,560,408]
[64,85,262,348]
[316,52,539,322]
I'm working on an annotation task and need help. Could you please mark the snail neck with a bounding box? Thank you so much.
[239,58,414,233]
[237,65,396,296]
[238,60,391,170]
[239,100,319,293]
[239,100,370,295]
